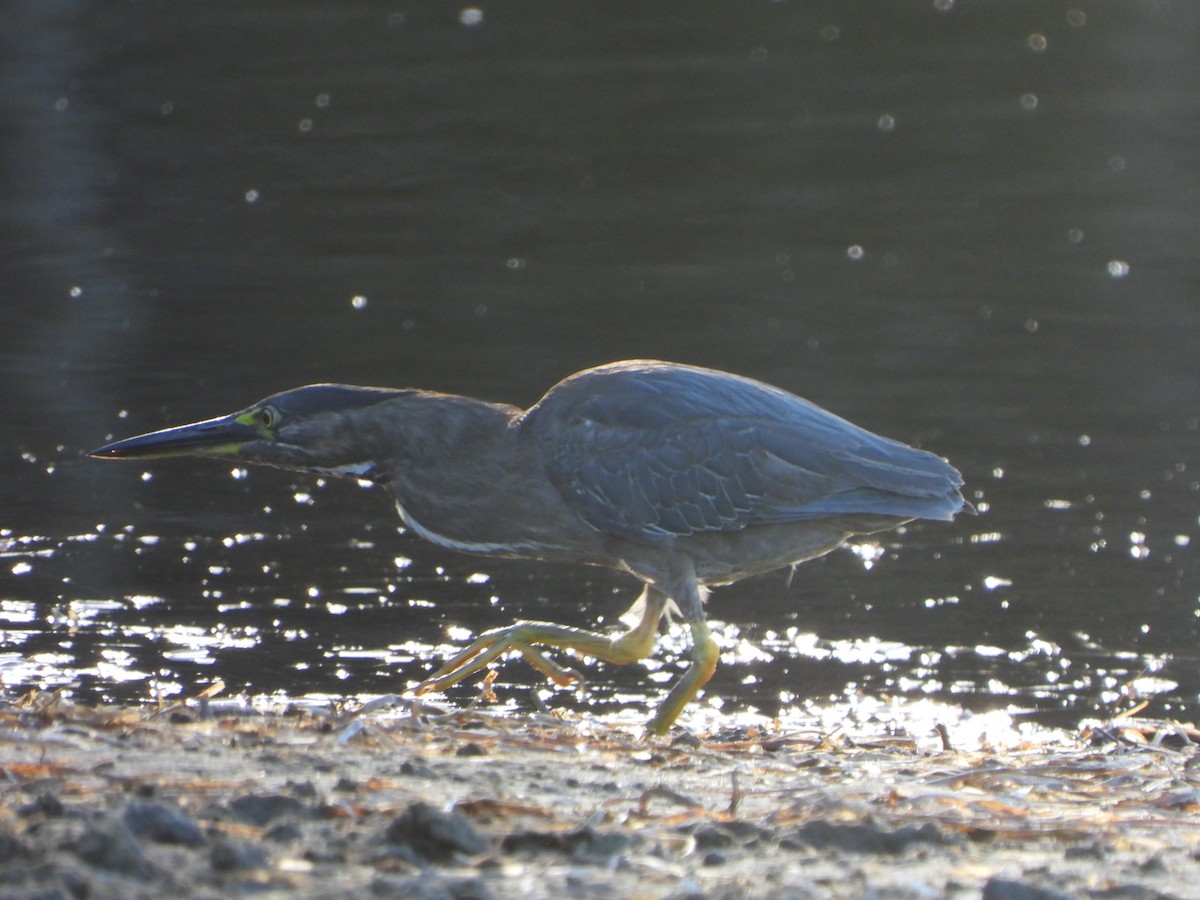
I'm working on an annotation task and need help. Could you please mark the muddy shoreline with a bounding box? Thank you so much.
[2,693,1196,899]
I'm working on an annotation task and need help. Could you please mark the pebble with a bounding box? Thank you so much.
[123,799,206,847]
[383,802,489,862]
[73,816,152,878]
[370,871,492,899]
[1064,841,1108,860]
[501,825,636,863]
[229,792,312,826]
[265,821,305,843]
[0,828,29,863]
[783,820,949,854]
[210,837,269,872]
[18,792,65,818]
[398,758,437,778]
[982,877,1075,900]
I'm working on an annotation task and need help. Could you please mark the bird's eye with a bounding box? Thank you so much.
[257,407,280,429]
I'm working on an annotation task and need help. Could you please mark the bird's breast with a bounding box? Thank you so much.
[392,500,565,557]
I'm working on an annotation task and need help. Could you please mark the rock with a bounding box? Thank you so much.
[723,820,774,843]
[370,871,492,899]
[1064,841,1108,860]
[73,816,151,878]
[686,821,773,850]
[123,799,206,847]
[0,828,29,863]
[18,792,65,818]
[287,779,318,800]
[1139,854,1167,873]
[264,822,304,843]
[670,731,702,749]
[982,877,1074,900]
[691,824,735,849]
[383,802,488,862]
[398,759,437,778]
[210,837,268,871]
[10,858,95,899]
[501,825,637,863]
[783,820,949,854]
[570,826,636,862]
[228,793,311,826]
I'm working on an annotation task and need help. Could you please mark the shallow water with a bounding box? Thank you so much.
[3,2,1197,727]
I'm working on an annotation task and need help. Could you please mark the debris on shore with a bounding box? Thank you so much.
[2,690,1197,899]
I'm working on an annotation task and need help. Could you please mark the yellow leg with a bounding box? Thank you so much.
[414,591,667,698]
[646,619,719,736]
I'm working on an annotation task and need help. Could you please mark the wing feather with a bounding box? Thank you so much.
[522,361,967,543]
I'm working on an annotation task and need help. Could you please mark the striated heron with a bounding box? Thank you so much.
[92,359,971,733]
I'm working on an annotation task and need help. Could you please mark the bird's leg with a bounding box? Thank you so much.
[645,619,719,735]
[645,574,719,736]
[413,588,670,698]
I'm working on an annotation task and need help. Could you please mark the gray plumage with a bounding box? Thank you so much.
[526,361,964,543]
[92,359,970,733]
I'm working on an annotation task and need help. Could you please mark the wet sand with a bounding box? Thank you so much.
[1,692,1196,899]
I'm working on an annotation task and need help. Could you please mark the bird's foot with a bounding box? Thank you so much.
[411,598,716,736]
[412,620,616,698]
[412,610,668,700]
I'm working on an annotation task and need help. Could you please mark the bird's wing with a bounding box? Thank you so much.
[522,361,965,543]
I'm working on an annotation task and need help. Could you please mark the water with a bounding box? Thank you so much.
[3,1,1197,728]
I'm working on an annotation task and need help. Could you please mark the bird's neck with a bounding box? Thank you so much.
[366,391,520,478]
[373,392,597,558]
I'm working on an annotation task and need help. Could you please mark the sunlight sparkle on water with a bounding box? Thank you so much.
[847,541,884,569]
[0,600,36,624]
[216,601,253,613]
[67,598,127,621]
[718,633,773,666]
[222,532,266,547]
[126,623,260,667]
[1129,532,1149,559]
[97,649,150,683]
[923,594,960,608]
[760,627,916,666]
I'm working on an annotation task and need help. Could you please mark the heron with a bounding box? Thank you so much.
[91,359,970,733]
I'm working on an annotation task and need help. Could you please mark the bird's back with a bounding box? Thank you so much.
[521,360,968,545]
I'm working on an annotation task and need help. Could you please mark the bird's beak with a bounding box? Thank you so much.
[90,414,262,460]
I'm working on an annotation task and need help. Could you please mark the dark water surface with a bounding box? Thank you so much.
[3,2,1197,728]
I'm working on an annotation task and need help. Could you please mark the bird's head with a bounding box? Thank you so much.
[90,384,406,480]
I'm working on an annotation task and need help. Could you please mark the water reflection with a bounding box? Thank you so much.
[1,483,1187,729]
